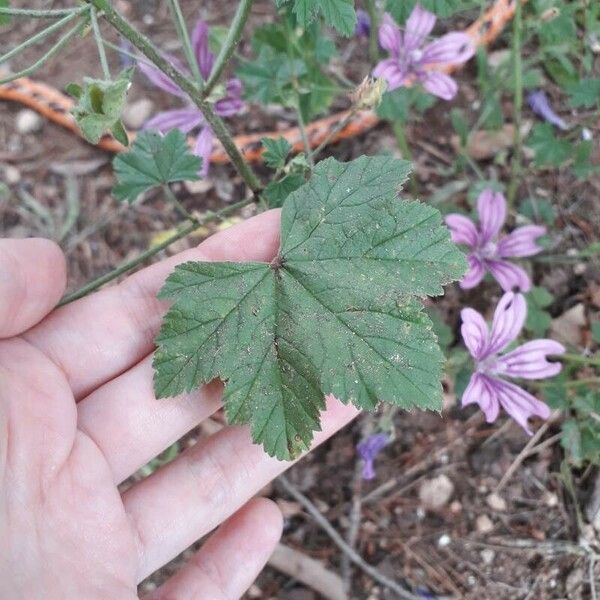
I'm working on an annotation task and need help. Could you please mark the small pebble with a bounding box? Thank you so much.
[122,98,155,130]
[480,549,495,565]
[16,109,42,134]
[476,514,494,533]
[486,492,507,512]
[437,534,451,547]
[418,474,454,510]
[2,164,21,185]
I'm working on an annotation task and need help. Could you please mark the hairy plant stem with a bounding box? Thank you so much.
[167,0,203,86]
[296,101,314,169]
[0,7,88,66]
[507,0,523,208]
[84,0,263,196]
[57,197,254,306]
[392,121,417,194]
[311,108,357,162]
[0,19,89,85]
[163,185,196,222]
[90,7,111,79]
[204,0,254,96]
[561,353,600,368]
[364,0,379,64]
[0,6,79,17]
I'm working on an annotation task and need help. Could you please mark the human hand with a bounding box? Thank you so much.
[0,210,358,599]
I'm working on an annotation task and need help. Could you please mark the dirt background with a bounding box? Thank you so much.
[2,1,600,598]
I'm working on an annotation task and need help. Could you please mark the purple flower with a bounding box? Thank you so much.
[372,5,475,100]
[357,432,389,480]
[461,292,565,433]
[139,20,244,176]
[355,9,371,37]
[445,189,546,292]
[527,90,569,131]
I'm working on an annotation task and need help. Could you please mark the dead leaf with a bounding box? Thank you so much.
[550,303,586,346]
[451,121,532,160]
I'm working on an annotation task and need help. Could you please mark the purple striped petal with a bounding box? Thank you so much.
[372,58,406,91]
[143,109,204,134]
[488,260,531,292]
[215,96,244,117]
[192,20,214,81]
[138,56,187,98]
[357,432,389,480]
[527,90,569,131]
[461,373,500,423]
[194,126,214,177]
[497,226,546,258]
[355,9,371,37]
[487,292,526,356]
[421,71,458,100]
[461,307,490,361]
[379,13,403,57]
[404,4,436,52]
[477,189,506,244]
[225,78,243,98]
[492,378,551,434]
[445,213,479,247]
[496,340,565,379]
[460,255,486,290]
[421,32,475,65]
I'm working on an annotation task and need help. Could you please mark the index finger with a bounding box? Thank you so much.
[24,209,281,399]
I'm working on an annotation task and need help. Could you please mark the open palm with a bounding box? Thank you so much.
[0,210,358,599]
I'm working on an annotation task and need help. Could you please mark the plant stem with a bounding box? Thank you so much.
[561,353,600,368]
[90,7,111,79]
[0,6,79,17]
[0,7,87,66]
[163,185,196,221]
[296,102,314,169]
[311,108,357,161]
[0,19,88,85]
[85,0,263,196]
[507,0,523,208]
[57,197,253,306]
[167,0,203,86]
[392,121,411,160]
[532,377,600,389]
[102,39,154,67]
[204,0,254,96]
[364,0,379,64]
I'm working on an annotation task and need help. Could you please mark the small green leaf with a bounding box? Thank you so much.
[292,0,357,36]
[527,123,572,167]
[525,286,553,337]
[263,173,305,208]
[386,0,467,21]
[0,0,10,26]
[154,156,466,459]
[592,322,600,344]
[567,78,600,109]
[519,197,556,226]
[71,68,134,145]
[561,420,583,467]
[112,129,202,203]
[262,137,293,169]
[111,120,129,147]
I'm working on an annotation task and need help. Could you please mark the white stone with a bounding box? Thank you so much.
[476,514,494,533]
[480,549,495,565]
[418,474,454,510]
[437,534,451,547]
[16,109,42,134]
[122,98,155,130]
[486,492,507,512]
[3,165,21,185]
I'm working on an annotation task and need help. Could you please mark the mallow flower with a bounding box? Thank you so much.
[355,9,371,37]
[139,20,244,176]
[357,432,389,480]
[445,189,546,292]
[461,292,565,433]
[372,4,475,100]
[527,90,569,131]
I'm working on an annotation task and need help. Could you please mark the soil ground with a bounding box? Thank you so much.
[2,1,600,598]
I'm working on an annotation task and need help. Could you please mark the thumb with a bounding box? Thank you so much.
[0,238,66,337]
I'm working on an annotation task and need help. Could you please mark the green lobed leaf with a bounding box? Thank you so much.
[263,173,306,208]
[153,156,467,459]
[0,0,10,26]
[291,0,357,36]
[527,123,572,167]
[525,286,553,337]
[112,129,202,203]
[567,77,600,109]
[262,136,293,169]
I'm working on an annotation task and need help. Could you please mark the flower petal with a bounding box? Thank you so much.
[461,307,490,360]
[214,78,245,116]
[527,90,569,131]
[477,188,506,244]
[493,378,551,434]
[372,58,406,91]
[421,71,458,100]
[497,225,546,258]
[192,20,214,81]
[404,4,436,52]
[143,109,204,134]
[138,56,187,98]
[379,13,403,57]
[422,32,475,65]
[487,292,527,356]
[445,213,479,247]
[460,255,486,290]
[487,260,531,292]
[194,126,214,177]
[461,373,500,423]
[496,340,565,379]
